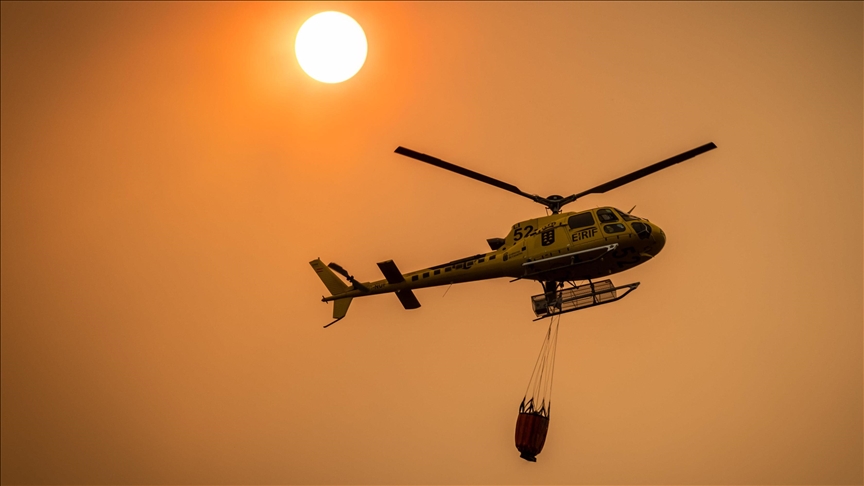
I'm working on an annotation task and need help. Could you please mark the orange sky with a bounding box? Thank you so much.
[1,2,861,484]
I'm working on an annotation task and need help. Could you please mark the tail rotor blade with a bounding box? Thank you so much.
[328,262,369,293]
[327,262,351,279]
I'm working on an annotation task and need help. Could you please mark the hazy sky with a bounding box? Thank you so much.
[1,2,861,484]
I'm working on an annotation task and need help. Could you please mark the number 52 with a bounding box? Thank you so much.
[513,225,535,242]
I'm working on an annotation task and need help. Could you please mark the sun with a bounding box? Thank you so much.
[295,12,367,84]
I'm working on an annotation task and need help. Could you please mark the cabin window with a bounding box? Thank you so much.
[604,223,627,234]
[455,263,463,269]
[478,257,485,263]
[423,272,429,278]
[489,255,496,260]
[445,267,452,272]
[568,212,595,229]
[503,254,509,262]
[597,209,619,222]
[434,269,441,275]
[412,275,419,281]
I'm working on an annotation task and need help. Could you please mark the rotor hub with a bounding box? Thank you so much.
[545,195,564,214]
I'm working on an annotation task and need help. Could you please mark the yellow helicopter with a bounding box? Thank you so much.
[311,142,717,327]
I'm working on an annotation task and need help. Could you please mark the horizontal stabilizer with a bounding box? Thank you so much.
[377,260,406,284]
[395,289,421,310]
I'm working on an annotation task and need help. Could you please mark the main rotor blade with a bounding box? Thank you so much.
[395,146,541,203]
[569,142,717,200]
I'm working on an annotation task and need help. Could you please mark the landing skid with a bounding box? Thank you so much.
[531,279,639,321]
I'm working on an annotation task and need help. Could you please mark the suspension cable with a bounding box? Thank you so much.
[521,314,563,417]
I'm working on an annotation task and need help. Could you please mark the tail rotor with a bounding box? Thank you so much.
[327,262,369,292]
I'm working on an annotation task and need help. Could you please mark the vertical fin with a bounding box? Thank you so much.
[323,297,353,329]
[310,259,349,295]
[333,297,353,319]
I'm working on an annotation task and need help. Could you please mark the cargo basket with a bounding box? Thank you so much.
[531,279,639,319]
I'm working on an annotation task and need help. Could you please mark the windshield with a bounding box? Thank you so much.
[614,208,639,221]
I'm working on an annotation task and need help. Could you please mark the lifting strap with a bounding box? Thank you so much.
[519,314,562,418]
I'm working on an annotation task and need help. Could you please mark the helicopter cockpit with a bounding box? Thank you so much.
[590,207,652,239]
[566,207,641,231]
[596,207,640,222]
[604,208,654,240]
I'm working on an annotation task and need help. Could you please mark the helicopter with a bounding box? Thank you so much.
[311,142,717,327]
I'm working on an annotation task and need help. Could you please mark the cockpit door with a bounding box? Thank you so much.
[567,210,603,250]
